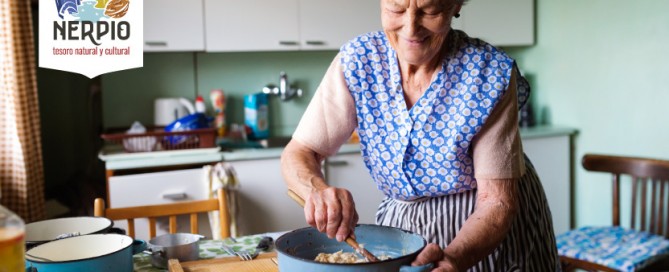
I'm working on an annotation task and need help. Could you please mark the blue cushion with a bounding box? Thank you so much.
[557,226,669,271]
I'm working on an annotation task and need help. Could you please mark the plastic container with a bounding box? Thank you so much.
[0,204,25,272]
[210,89,226,137]
[195,95,206,113]
[244,93,269,140]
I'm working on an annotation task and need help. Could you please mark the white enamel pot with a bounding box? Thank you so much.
[25,234,146,272]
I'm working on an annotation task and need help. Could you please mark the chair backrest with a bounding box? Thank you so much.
[94,189,230,239]
[583,154,669,237]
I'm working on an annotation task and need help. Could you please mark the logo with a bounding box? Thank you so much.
[39,0,143,78]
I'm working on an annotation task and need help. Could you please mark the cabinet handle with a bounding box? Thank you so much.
[145,41,168,47]
[327,160,349,167]
[162,193,187,200]
[278,41,299,46]
[305,40,325,46]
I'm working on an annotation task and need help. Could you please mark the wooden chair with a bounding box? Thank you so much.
[94,189,230,239]
[558,154,669,272]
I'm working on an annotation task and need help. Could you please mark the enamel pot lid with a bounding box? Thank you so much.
[25,216,113,245]
[25,234,134,263]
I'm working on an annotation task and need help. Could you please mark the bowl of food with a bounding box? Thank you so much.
[275,224,431,272]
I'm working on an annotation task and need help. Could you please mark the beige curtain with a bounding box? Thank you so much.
[0,0,46,222]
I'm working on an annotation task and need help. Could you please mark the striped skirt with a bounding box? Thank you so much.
[375,157,561,271]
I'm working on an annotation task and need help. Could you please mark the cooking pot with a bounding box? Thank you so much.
[25,217,113,249]
[145,233,203,269]
[25,234,145,272]
[276,224,432,272]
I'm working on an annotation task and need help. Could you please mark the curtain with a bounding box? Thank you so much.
[0,0,46,222]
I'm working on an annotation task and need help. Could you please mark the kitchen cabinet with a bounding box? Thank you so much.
[455,0,535,46]
[228,158,307,236]
[521,127,576,235]
[298,0,381,51]
[324,153,384,224]
[229,152,383,236]
[204,0,381,52]
[107,168,214,239]
[204,0,299,52]
[144,0,205,52]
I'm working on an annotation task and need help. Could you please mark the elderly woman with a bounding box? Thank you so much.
[281,0,560,270]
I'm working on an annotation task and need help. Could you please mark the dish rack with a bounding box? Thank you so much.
[101,127,217,153]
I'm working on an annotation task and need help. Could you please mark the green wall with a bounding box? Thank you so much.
[505,0,669,227]
[102,51,337,136]
[100,0,669,228]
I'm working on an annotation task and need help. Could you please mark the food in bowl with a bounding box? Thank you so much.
[314,249,391,264]
[315,250,365,264]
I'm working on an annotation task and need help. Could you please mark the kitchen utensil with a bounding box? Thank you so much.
[25,234,146,272]
[286,190,379,262]
[275,224,432,272]
[221,244,256,261]
[25,217,113,248]
[123,121,157,152]
[256,236,274,252]
[168,252,278,272]
[146,233,203,269]
[154,97,196,127]
[221,236,273,261]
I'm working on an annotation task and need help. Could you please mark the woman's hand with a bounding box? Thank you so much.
[305,187,359,242]
[412,243,459,272]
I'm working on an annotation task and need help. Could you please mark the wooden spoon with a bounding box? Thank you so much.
[287,189,380,262]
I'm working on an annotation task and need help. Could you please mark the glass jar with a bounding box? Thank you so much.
[0,204,25,272]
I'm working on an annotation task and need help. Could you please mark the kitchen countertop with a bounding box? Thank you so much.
[100,125,577,170]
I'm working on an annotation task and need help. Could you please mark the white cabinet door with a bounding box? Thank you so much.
[108,168,212,240]
[144,0,205,52]
[204,0,300,52]
[299,0,381,50]
[325,153,385,224]
[521,135,571,235]
[229,158,306,235]
[459,0,534,46]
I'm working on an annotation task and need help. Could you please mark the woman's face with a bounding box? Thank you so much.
[381,0,461,66]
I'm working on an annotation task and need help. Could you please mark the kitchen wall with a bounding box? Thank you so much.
[97,0,669,229]
[505,0,669,228]
[102,51,337,136]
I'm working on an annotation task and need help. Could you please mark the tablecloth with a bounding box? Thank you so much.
[134,232,286,272]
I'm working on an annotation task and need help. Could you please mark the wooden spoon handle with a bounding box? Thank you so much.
[287,189,305,206]
[286,189,380,262]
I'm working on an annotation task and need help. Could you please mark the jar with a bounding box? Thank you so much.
[0,204,25,272]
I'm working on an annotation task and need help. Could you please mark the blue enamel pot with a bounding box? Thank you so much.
[25,234,146,272]
[276,224,433,272]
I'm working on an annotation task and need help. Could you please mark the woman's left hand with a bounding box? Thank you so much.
[412,243,459,272]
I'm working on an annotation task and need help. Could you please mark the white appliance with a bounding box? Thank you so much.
[154,97,196,126]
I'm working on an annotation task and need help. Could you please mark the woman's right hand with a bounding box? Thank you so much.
[304,186,359,242]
